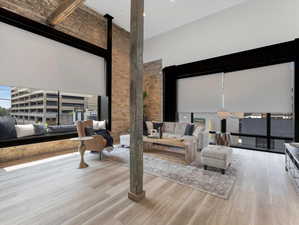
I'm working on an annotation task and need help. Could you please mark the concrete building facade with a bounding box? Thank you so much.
[10,87,96,125]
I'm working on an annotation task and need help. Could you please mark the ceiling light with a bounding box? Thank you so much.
[143,12,146,17]
[170,0,175,2]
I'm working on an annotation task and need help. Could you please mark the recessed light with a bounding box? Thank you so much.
[170,0,175,2]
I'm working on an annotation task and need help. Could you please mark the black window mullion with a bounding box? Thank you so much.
[191,112,194,123]
[97,96,101,121]
[266,113,271,149]
[57,91,60,125]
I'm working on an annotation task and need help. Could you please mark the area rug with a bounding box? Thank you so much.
[103,147,237,199]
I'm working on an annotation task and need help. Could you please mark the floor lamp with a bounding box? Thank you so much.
[217,111,231,133]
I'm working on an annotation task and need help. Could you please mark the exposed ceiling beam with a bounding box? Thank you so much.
[47,0,85,26]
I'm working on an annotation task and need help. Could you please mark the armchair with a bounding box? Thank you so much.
[76,120,107,159]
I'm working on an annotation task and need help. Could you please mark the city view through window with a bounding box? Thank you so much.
[0,84,293,153]
[0,85,98,127]
[178,112,293,153]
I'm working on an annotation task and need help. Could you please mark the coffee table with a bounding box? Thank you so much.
[70,136,94,169]
[143,137,196,164]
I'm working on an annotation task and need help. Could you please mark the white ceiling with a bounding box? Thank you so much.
[85,0,249,40]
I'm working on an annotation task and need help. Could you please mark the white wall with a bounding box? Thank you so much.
[144,0,299,67]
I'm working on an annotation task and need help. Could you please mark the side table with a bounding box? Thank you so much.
[70,136,94,169]
[120,134,130,147]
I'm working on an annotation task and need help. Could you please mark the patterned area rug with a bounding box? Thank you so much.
[103,148,237,199]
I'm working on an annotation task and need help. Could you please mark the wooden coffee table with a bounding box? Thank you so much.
[143,137,196,164]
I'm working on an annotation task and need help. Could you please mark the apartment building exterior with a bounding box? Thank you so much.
[10,87,97,125]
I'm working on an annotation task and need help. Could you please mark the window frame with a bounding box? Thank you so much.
[208,113,293,154]
[0,8,111,148]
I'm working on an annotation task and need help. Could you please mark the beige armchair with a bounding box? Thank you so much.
[76,120,107,159]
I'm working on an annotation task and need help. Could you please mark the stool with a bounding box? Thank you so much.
[201,145,232,174]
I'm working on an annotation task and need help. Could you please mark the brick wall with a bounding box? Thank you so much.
[0,139,77,162]
[144,60,163,122]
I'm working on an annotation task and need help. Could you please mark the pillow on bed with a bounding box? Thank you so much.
[15,124,35,138]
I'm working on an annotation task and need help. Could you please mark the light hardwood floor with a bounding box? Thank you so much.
[0,148,298,225]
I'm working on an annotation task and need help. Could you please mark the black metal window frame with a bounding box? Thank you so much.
[232,113,293,153]
[188,112,294,154]
[229,134,292,155]
[209,132,293,154]
[164,39,299,154]
[0,8,113,148]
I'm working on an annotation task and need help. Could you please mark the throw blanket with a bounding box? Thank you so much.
[84,127,114,147]
[94,129,114,147]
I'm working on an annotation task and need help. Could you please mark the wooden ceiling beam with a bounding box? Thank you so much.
[47,0,85,26]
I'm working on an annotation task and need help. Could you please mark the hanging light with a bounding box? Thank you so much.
[217,111,231,119]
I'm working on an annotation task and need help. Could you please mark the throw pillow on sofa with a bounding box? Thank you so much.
[15,124,35,138]
[145,121,153,132]
[184,124,194,136]
[0,116,17,140]
[193,126,204,137]
[174,123,188,136]
[93,120,106,130]
[33,124,46,135]
[163,122,175,133]
[143,121,148,136]
[153,122,163,130]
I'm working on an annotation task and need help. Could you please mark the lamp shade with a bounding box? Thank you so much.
[217,111,231,119]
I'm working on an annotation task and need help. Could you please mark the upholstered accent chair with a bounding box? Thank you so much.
[76,120,107,159]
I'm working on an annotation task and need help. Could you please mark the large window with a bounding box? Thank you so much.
[178,111,293,153]
[0,11,109,148]
[176,62,294,154]
[0,86,11,117]
[229,113,293,153]
[1,85,99,127]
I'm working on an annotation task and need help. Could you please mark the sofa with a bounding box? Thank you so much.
[146,121,209,151]
[0,116,79,162]
[0,116,77,142]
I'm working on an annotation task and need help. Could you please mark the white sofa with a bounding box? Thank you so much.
[160,122,209,151]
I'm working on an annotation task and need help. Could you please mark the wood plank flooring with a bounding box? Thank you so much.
[0,148,298,225]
